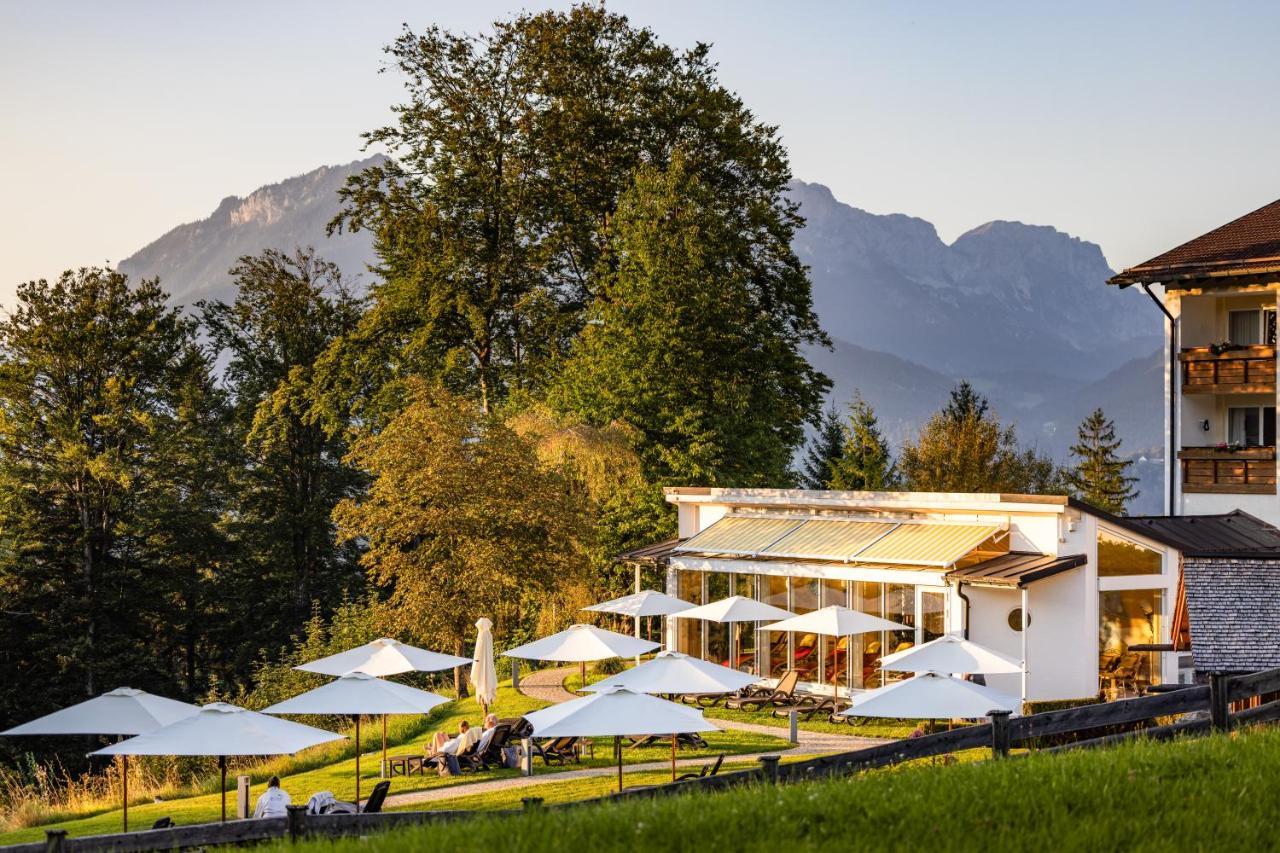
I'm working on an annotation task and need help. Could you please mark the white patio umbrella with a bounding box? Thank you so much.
[583,651,760,696]
[295,638,468,777]
[669,596,795,674]
[470,618,498,717]
[504,624,659,690]
[761,606,909,697]
[836,671,1020,721]
[1,688,200,832]
[263,672,448,811]
[94,703,344,822]
[583,590,695,644]
[879,634,1023,675]
[524,686,717,786]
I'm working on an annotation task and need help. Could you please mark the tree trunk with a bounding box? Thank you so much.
[454,638,470,698]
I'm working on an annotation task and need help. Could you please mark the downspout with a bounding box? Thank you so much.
[955,581,971,640]
[1140,282,1178,516]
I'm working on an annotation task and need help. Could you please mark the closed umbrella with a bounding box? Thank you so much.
[470,618,498,717]
[761,606,908,697]
[879,634,1023,675]
[584,590,695,645]
[263,672,448,811]
[584,651,760,696]
[504,624,659,691]
[94,703,344,822]
[836,671,1020,720]
[524,686,718,787]
[2,688,200,832]
[671,596,795,674]
[296,638,468,778]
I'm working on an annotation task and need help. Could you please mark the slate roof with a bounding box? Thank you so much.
[1109,198,1280,287]
[946,552,1086,588]
[1071,499,1280,558]
[1182,556,1280,673]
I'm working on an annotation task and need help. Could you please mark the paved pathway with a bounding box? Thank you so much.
[383,666,884,809]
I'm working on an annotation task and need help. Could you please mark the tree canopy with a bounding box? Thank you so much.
[1066,408,1138,514]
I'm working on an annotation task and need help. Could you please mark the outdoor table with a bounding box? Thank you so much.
[386,754,425,776]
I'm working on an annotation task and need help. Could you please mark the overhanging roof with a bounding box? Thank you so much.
[946,552,1086,588]
[1072,499,1280,558]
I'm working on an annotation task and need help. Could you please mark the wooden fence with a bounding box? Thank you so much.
[13,667,1280,853]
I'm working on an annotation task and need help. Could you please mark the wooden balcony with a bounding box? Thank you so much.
[1180,345,1276,394]
[1178,446,1277,495]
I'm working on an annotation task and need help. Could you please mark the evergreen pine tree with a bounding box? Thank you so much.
[829,395,897,490]
[800,405,846,489]
[1067,408,1138,514]
[943,380,989,422]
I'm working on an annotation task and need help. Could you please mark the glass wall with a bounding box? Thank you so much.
[920,590,946,645]
[762,575,790,677]
[733,574,757,674]
[676,570,704,657]
[883,584,917,683]
[853,581,883,689]
[1097,531,1162,577]
[705,572,731,668]
[790,577,820,680]
[820,580,849,686]
[1099,589,1163,698]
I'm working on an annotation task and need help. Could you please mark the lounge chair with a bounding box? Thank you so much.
[675,753,725,782]
[626,732,709,750]
[773,693,848,722]
[150,817,172,830]
[533,736,581,766]
[361,781,390,814]
[461,723,514,771]
[725,670,800,711]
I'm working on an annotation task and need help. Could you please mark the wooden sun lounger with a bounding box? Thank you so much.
[725,670,800,711]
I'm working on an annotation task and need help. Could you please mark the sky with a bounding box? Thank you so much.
[3,1,1280,307]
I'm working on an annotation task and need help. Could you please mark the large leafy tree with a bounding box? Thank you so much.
[1066,408,1138,514]
[551,154,828,486]
[0,269,229,745]
[333,381,588,693]
[829,396,897,491]
[321,5,824,430]
[200,248,367,667]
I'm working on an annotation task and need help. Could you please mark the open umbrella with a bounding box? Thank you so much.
[761,605,908,697]
[470,618,497,717]
[296,638,468,777]
[524,686,717,786]
[584,590,695,645]
[670,596,795,674]
[879,634,1023,675]
[584,651,760,696]
[504,624,659,690]
[94,703,344,822]
[836,671,1020,721]
[2,688,200,832]
[263,672,448,811]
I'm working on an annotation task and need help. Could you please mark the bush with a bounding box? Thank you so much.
[594,657,626,676]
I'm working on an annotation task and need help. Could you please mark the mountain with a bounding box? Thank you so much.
[118,157,381,307]
[116,161,1165,511]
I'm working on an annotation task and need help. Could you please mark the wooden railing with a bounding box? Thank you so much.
[1180,344,1276,394]
[1179,446,1277,495]
[15,668,1280,853]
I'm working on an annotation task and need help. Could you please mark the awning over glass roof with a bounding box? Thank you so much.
[672,515,1003,567]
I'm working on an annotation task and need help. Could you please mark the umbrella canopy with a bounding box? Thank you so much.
[837,672,1020,720]
[1,688,199,736]
[583,651,760,696]
[879,634,1022,675]
[583,590,695,618]
[295,637,470,677]
[261,672,449,716]
[503,624,659,662]
[94,703,344,757]
[470,618,498,711]
[760,605,906,636]
[525,686,716,738]
[669,595,794,624]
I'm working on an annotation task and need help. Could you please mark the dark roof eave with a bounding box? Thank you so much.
[1109,261,1280,288]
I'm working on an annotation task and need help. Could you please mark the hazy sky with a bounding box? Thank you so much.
[3,1,1279,306]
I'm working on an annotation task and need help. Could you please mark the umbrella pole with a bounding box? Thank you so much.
[671,734,676,782]
[219,756,227,822]
[381,714,388,779]
[579,660,586,692]
[121,755,128,833]
[355,716,361,813]
[615,736,622,793]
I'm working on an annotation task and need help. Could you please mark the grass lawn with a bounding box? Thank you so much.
[0,682,788,844]
[255,726,1280,852]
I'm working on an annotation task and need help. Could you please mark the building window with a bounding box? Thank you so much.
[1227,406,1277,448]
[821,580,850,686]
[853,581,884,689]
[790,577,820,681]
[705,572,731,669]
[1099,589,1163,698]
[1228,307,1277,346]
[883,584,916,683]
[733,574,757,674]
[1097,530,1163,577]
[761,575,790,678]
[1007,607,1029,632]
[676,570,704,657]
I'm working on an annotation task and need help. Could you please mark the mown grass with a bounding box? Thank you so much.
[256,726,1280,852]
[0,682,788,844]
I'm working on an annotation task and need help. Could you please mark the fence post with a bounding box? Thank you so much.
[758,755,781,784]
[989,710,1012,759]
[236,775,251,819]
[1209,672,1231,732]
[286,804,307,841]
[788,709,799,745]
[511,659,521,690]
[521,796,544,811]
[44,829,67,853]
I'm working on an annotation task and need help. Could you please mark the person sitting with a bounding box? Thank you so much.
[473,714,500,754]
[252,776,290,818]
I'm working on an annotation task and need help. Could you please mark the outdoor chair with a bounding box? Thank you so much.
[150,817,172,830]
[725,670,800,711]
[773,692,847,722]
[675,753,725,782]
[462,723,514,772]
[626,732,709,750]
[361,781,390,814]
[533,735,582,766]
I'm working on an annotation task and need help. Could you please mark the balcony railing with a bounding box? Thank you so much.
[1180,345,1276,394]
[1178,446,1277,495]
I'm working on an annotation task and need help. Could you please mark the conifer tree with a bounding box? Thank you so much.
[829,396,897,490]
[800,406,846,489]
[1066,408,1138,514]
